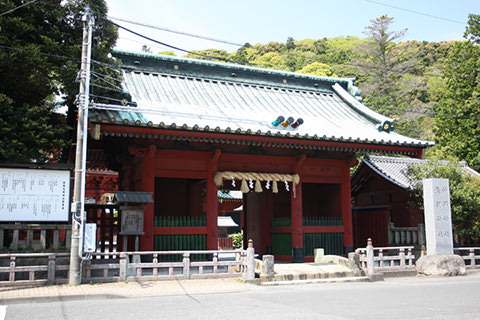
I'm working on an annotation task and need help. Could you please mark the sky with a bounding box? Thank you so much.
[105,0,479,55]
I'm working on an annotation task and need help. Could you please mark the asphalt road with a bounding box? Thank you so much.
[4,274,480,320]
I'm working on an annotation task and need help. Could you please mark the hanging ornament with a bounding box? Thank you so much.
[231,176,236,187]
[241,179,249,193]
[272,180,278,193]
[284,179,289,191]
[265,180,271,190]
[249,178,254,189]
[255,179,262,192]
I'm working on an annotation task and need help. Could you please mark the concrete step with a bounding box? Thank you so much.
[260,270,357,283]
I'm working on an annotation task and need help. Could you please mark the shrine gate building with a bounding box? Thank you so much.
[88,50,432,262]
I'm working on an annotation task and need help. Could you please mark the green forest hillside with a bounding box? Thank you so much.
[180,15,480,171]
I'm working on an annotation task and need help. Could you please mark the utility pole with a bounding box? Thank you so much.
[69,6,94,285]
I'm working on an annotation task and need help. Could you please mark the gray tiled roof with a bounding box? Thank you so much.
[361,155,479,189]
[113,191,153,204]
[90,50,433,149]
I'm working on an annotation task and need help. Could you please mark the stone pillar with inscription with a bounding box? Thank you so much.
[423,178,453,255]
[416,178,466,276]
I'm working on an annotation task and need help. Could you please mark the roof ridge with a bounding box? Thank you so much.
[113,49,355,84]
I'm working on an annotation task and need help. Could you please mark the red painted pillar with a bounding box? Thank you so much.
[206,150,221,250]
[291,181,303,262]
[291,155,306,263]
[140,145,156,251]
[341,163,354,253]
[261,192,273,254]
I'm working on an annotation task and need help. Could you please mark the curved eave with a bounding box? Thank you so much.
[332,83,394,124]
[91,120,430,157]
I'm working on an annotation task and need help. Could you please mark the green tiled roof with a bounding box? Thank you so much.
[90,50,433,149]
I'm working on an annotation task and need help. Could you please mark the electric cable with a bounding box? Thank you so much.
[105,19,252,65]
[365,0,466,25]
[91,72,123,90]
[0,0,39,17]
[109,16,244,47]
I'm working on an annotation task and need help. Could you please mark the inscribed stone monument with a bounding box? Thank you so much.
[423,178,453,255]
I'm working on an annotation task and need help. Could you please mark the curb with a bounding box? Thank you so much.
[0,293,127,305]
[261,276,369,286]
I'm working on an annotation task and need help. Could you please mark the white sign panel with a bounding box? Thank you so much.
[0,168,70,222]
[423,178,454,255]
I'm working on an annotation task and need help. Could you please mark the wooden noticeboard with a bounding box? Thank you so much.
[119,206,144,235]
[0,168,70,222]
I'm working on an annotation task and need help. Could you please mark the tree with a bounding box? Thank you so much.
[431,14,480,171]
[285,37,296,50]
[407,160,480,244]
[297,62,334,76]
[351,15,423,138]
[464,14,480,44]
[0,0,119,162]
[184,49,230,62]
[432,40,480,171]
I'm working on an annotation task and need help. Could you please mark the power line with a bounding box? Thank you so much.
[365,0,466,25]
[0,0,39,17]
[106,19,252,65]
[109,16,244,47]
[91,72,122,90]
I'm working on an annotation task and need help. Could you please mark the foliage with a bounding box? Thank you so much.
[464,14,480,44]
[158,51,176,56]
[0,0,119,162]
[297,62,334,76]
[432,40,480,171]
[407,160,480,243]
[228,232,243,249]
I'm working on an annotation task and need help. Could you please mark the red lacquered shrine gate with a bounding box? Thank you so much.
[85,50,432,262]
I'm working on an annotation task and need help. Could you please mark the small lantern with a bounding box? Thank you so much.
[272,116,285,127]
[291,118,304,129]
[282,117,294,127]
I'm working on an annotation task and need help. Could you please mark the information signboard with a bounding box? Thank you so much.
[0,168,70,222]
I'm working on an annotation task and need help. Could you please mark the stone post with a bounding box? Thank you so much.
[183,253,191,279]
[262,255,274,278]
[119,252,127,281]
[244,239,255,281]
[40,230,47,250]
[10,229,19,250]
[47,255,56,285]
[9,256,16,282]
[366,238,374,277]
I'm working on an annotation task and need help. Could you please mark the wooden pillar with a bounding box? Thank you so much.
[261,192,273,254]
[140,145,156,251]
[206,150,221,250]
[291,155,306,263]
[341,162,354,253]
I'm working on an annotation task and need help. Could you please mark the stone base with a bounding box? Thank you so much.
[416,254,466,276]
